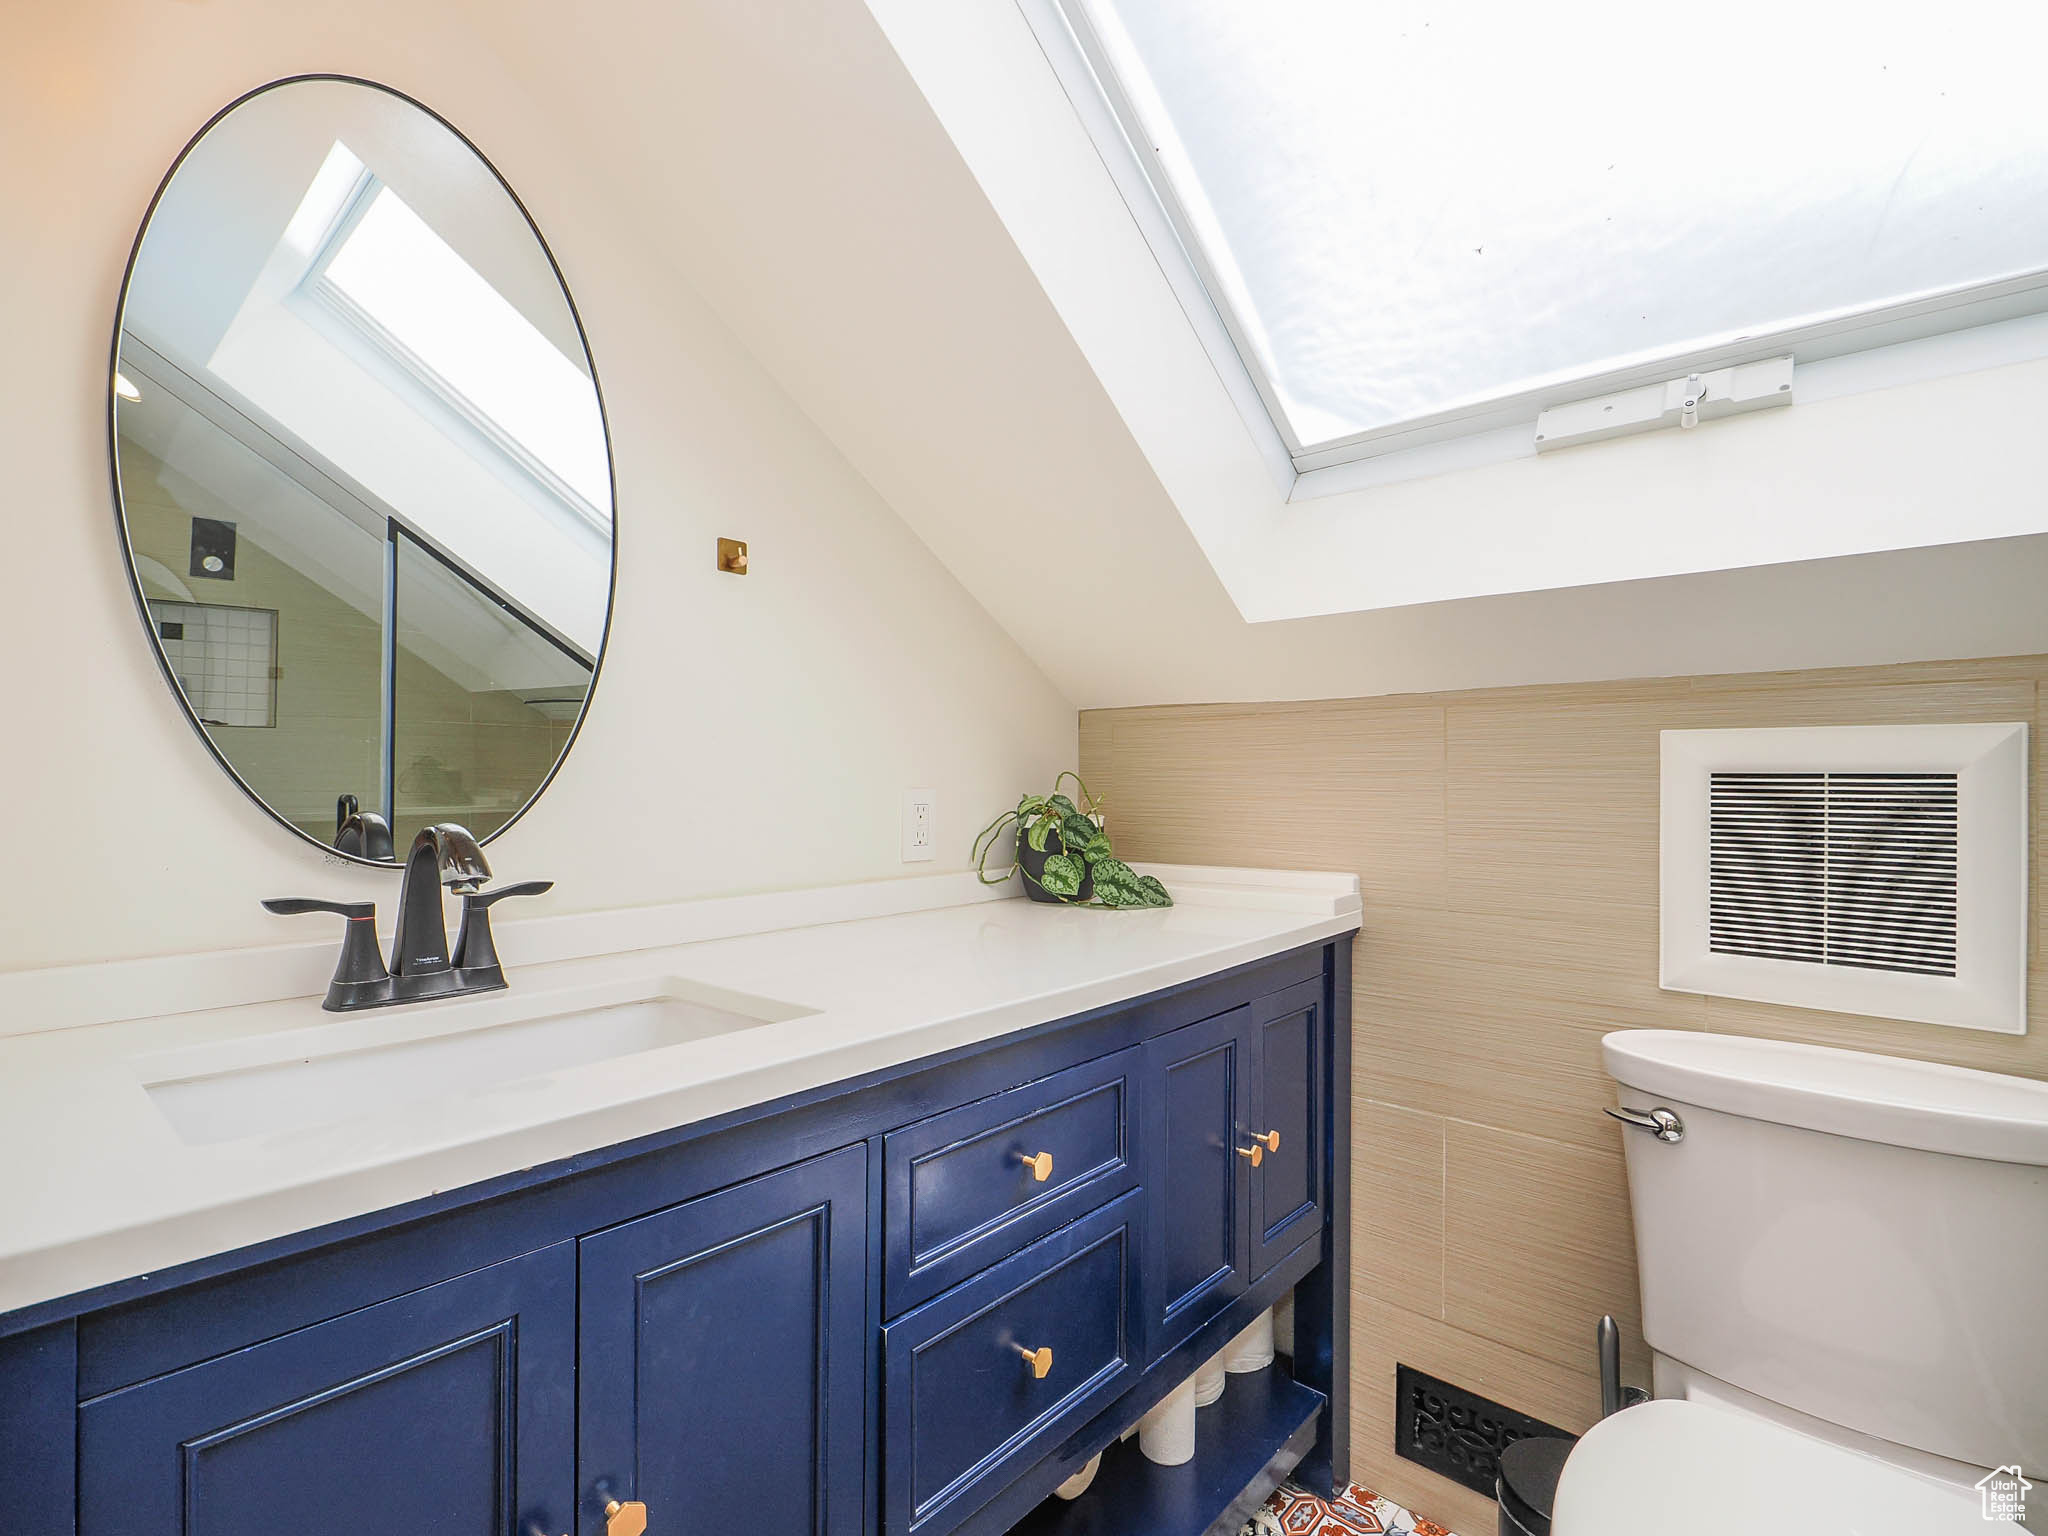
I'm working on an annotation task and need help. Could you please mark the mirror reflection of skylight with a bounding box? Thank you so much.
[1076,0,2048,451]
[323,182,611,516]
[282,141,370,260]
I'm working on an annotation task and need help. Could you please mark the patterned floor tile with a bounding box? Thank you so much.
[1241,1480,1458,1536]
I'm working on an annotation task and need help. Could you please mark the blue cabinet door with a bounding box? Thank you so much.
[577,1144,868,1536]
[77,1243,575,1536]
[1142,1006,1252,1355]
[1249,977,1327,1278]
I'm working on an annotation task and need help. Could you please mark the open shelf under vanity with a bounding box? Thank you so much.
[1012,1363,1327,1536]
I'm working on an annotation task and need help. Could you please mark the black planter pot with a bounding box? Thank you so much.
[1017,828,1092,904]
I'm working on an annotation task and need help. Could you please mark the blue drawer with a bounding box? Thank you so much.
[883,1047,1139,1314]
[882,1190,1139,1536]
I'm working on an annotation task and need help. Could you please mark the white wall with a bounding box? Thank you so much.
[0,0,1074,975]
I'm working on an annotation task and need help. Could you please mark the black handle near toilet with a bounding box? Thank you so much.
[1497,1435,1574,1536]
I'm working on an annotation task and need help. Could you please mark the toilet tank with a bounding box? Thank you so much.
[1603,1030,2048,1475]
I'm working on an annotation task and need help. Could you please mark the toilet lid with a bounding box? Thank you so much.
[1552,1400,1988,1536]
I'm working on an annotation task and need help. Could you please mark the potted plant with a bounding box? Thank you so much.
[973,773,1173,908]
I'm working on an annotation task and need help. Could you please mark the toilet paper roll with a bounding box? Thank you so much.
[1223,1309,1275,1373]
[1053,1453,1101,1500]
[1273,1290,1296,1357]
[1137,1377,1197,1466]
[1193,1349,1228,1407]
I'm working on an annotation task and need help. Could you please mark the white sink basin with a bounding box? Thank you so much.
[137,977,814,1147]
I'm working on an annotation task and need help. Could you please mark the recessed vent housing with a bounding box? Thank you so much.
[1663,725,2027,1034]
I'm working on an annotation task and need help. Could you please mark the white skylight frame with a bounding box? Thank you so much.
[294,146,613,533]
[1025,0,2048,496]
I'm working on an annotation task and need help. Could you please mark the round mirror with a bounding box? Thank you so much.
[111,77,613,864]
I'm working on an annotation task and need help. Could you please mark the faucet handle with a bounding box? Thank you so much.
[262,897,375,920]
[468,880,554,909]
[452,881,553,976]
[261,898,392,1010]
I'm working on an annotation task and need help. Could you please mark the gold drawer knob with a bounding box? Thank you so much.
[1251,1130,1281,1152]
[1014,1342,1054,1379]
[605,1500,648,1536]
[1237,1144,1264,1167]
[1016,1150,1054,1182]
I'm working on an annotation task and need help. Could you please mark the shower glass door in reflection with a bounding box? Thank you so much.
[385,526,594,851]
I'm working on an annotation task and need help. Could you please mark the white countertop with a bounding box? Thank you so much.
[0,865,1358,1317]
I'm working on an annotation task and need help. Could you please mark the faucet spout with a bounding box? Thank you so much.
[391,823,492,977]
[426,823,490,890]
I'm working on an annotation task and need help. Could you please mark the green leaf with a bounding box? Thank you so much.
[1038,852,1085,897]
[1086,857,1140,905]
[1062,811,1098,850]
[1048,794,1080,819]
[1026,816,1054,852]
[1080,832,1114,863]
[1082,856,1172,909]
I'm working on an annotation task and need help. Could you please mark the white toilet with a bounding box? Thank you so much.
[1553,1029,2048,1534]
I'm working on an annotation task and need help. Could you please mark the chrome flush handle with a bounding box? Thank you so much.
[1605,1105,1684,1144]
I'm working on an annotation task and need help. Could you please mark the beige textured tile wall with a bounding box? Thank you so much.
[1082,655,2048,1536]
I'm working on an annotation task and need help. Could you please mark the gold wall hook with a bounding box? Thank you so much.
[717,536,749,574]
[605,1499,648,1536]
[1016,1150,1054,1182]
[1237,1144,1264,1167]
[1014,1342,1054,1379]
[1251,1130,1281,1152]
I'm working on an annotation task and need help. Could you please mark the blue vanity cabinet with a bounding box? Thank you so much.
[1142,1006,1254,1356]
[1248,978,1327,1280]
[75,1243,576,1536]
[9,939,1350,1536]
[576,1145,868,1536]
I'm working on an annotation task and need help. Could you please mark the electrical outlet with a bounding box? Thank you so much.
[902,788,936,863]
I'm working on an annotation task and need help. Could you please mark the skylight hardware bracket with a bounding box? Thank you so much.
[1675,373,1704,428]
[1533,356,1794,451]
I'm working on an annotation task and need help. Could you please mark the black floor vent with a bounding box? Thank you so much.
[1394,1364,1572,1496]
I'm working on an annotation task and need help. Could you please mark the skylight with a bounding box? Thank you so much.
[322,180,611,517]
[1069,0,2048,461]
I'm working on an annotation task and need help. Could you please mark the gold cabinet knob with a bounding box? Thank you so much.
[1252,1130,1281,1152]
[1016,1150,1054,1182]
[1014,1342,1054,1379]
[1237,1143,1264,1167]
[605,1500,648,1536]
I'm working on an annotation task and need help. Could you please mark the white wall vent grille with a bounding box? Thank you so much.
[1708,772,1958,977]
[1665,726,2026,1033]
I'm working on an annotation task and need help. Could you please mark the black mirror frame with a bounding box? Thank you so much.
[108,74,618,869]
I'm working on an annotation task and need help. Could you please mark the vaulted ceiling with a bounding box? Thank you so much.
[462,0,2048,706]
